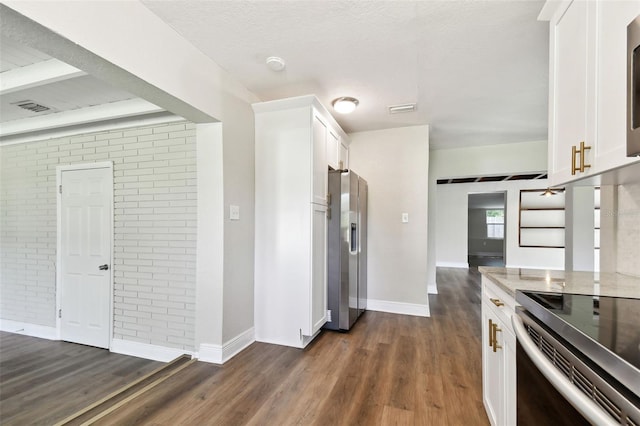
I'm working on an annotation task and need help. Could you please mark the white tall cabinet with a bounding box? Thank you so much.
[253,95,349,348]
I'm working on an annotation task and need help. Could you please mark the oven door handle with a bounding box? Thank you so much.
[511,314,617,426]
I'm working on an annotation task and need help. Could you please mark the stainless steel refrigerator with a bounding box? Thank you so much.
[324,169,367,331]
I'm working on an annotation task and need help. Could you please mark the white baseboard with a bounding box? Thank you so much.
[428,282,438,294]
[367,299,430,317]
[198,327,255,364]
[436,262,469,268]
[0,319,57,340]
[110,338,193,362]
[198,343,223,364]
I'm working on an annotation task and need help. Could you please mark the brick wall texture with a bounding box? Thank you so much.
[0,121,197,350]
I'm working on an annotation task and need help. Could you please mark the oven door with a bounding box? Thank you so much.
[512,310,640,426]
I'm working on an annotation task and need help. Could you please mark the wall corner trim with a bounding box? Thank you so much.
[0,319,57,340]
[110,338,194,362]
[428,282,439,295]
[366,299,430,317]
[198,327,255,365]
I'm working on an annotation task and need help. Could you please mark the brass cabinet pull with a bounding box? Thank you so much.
[490,298,504,307]
[492,322,502,352]
[571,141,592,175]
[489,319,494,347]
[579,141,591,172]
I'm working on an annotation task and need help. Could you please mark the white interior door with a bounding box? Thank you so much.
[60,166,112,348]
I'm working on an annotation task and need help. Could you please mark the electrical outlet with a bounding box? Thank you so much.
[402,213,409,223]
[230,205,240,221]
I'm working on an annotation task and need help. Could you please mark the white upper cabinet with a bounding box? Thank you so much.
[339,142,349,170]
[547,0,595,185]
[326,127,340,170]
[542,0,640,186]
[312,113,329,205]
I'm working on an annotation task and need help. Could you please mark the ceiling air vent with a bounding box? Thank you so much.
[13,100,52,113]
[388,103,416,114]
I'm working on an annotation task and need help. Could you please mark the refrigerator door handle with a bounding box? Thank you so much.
[350,223,357,254]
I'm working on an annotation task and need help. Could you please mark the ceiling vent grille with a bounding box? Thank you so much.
[388,103,416,114]
[13,100,52,113]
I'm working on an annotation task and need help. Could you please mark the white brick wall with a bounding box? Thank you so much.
[0,121,197,350]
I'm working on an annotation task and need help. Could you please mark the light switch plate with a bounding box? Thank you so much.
[402,212,409,223]
[230,205,240,221]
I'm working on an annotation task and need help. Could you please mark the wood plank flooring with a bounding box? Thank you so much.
[0,267,489,425]
[0,333,163,425]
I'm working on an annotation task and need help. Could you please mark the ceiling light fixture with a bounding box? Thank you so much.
[332,97,359,114]
[265,56,286,72]
[540,188,561,196]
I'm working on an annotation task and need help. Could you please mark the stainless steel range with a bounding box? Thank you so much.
[514,291,640,425]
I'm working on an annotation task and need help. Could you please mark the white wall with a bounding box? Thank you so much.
[429,138,564,272]
[221,98,255,343]
[430,140,547,178]
[435,179,564,270]
[348,126,430,314]
[0,121,198,350]
[2,1,259,362]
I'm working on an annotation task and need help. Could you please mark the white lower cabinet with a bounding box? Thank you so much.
[481,277,516,426]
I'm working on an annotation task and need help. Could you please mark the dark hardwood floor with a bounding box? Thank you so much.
[0,267,488,425]
[0,332,162,425]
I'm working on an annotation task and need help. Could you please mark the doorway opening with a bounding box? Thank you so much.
[468,192,506,267]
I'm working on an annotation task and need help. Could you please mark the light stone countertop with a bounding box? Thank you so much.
[478,267,640,300]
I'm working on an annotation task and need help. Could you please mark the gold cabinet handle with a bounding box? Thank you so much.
[579,141,591,172]
[488,319,494,347]
[571,145,578,175]
[492,323,502,352]
[490,298,504,307]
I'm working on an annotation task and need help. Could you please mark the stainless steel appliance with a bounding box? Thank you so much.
[628,14,640,156]
[513,291,640,425]
[324,169,367,331]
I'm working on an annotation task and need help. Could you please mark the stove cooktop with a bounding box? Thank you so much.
[521,291,640,370]
[517,290,640,397]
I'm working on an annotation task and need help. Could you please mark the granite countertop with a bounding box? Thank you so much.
[478,267,640,300]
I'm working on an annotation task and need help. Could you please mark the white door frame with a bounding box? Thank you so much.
[56,161,114,348]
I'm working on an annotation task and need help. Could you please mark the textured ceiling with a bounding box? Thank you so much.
[142,0,549,149]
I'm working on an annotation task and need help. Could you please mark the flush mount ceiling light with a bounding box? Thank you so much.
[265,56,286,72]
[332,97,359,114]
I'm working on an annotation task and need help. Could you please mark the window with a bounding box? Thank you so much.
[486,209,504,239]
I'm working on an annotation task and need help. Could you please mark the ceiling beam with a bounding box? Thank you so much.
[0,98,163,137]
[0,58,87,95]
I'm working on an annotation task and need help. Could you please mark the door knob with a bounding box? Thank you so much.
[99,264,109,271]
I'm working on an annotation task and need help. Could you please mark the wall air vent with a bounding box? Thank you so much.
[12,100,52,113]
[388,103,417,114]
